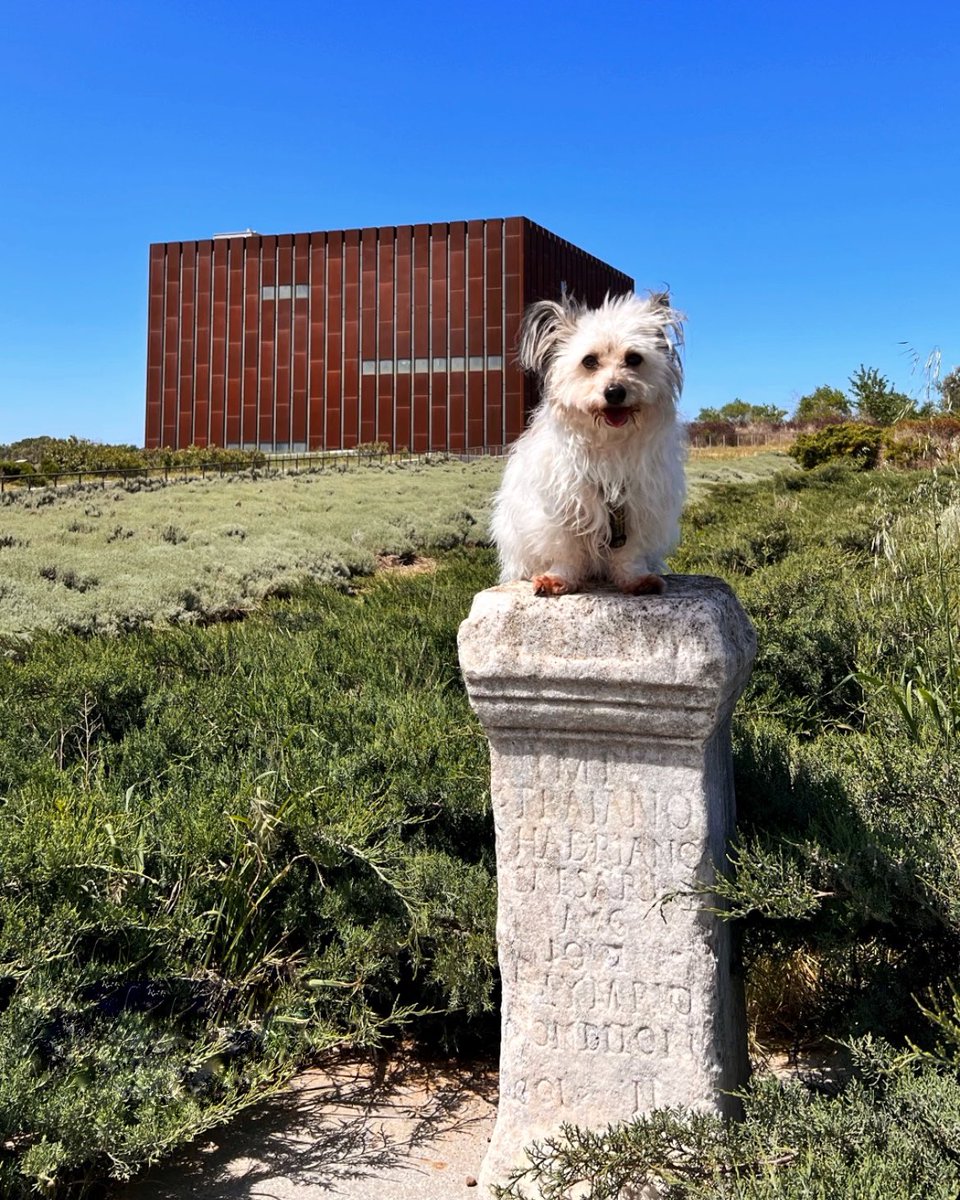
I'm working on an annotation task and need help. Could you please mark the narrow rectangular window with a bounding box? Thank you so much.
[379,359,393,373]
[294,283,309,300]
[361,360,377,375]
[277,284,292,300]
[432,356,447,371]
[397,358,412,372]
[414,357,429,373]
[488,354,503,370]
[261,285,275,301]
[450,356,465,371]
[468,356,484,370]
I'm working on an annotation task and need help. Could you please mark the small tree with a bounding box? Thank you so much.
[721,398,754,425]
[749,403,788,426]
[795,386,851,423]
[849,365,914,425]
[938,366,960,414]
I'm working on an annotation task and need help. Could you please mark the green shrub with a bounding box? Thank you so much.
[0,461,35,478]
[789,423,883,470]
[159,524,189,545]
[496,1039,960,1200]
[20,437,270,476]
[0,555,499,1195]
[675,470,960,1051]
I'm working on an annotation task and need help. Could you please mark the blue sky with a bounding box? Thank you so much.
[2,0,958,445]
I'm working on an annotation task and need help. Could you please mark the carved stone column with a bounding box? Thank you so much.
[457,577,756,1193]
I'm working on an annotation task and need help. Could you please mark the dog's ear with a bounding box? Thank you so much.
[518,300,575,375]
[645,289,685,352]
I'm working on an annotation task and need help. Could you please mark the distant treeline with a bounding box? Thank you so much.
[695,363,960,430]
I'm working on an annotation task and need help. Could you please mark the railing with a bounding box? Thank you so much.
[688,428,794,449]
[0,447,508,493]
[0,429,797,493]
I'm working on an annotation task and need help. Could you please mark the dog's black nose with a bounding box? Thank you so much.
[604,383,627,405]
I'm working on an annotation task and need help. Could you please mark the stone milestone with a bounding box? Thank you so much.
[457,578,756,1193]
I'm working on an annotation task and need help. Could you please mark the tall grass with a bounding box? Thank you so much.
[856,472,960,747]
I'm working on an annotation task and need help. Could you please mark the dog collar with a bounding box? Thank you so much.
[608,502,627,549]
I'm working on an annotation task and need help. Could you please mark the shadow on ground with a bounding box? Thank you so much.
[120,1045,498,1200]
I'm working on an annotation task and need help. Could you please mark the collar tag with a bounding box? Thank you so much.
[608,502,627,549]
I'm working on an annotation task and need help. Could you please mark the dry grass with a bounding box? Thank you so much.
[0,449,794,636]
[375,552,438,575]
[0,459,502,636]
[685,450,796,502]
[690,442,790,461]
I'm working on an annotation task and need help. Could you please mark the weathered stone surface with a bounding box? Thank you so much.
[457,578,756,1194]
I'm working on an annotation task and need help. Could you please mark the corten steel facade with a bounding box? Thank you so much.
[145,217,633,454]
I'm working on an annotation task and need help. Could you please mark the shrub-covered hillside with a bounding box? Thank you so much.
[0,556,499,1195]
[0,461,958,1196]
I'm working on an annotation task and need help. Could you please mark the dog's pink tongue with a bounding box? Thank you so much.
[603,408,631,428]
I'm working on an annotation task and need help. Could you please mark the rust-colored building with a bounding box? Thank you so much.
[145,217,633,453]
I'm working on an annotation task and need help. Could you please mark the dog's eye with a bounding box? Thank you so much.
[624,352,643,368]
[581,355,599,370]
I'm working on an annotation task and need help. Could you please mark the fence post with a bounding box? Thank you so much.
[458,577,756,1192]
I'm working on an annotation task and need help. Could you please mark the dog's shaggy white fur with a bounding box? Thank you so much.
[491,291,686,596]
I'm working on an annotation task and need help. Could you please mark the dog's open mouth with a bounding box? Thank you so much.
[601,407,632,428]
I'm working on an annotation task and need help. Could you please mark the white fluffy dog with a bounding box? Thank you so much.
[491,291,686,596]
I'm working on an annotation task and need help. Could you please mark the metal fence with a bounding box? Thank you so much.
[688,429,794,449]
[0,430,795,494]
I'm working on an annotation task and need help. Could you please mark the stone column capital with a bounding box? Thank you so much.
[458,576,756,748]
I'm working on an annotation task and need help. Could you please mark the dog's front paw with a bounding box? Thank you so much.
[619,573,666,596]
[532,573,577,597]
